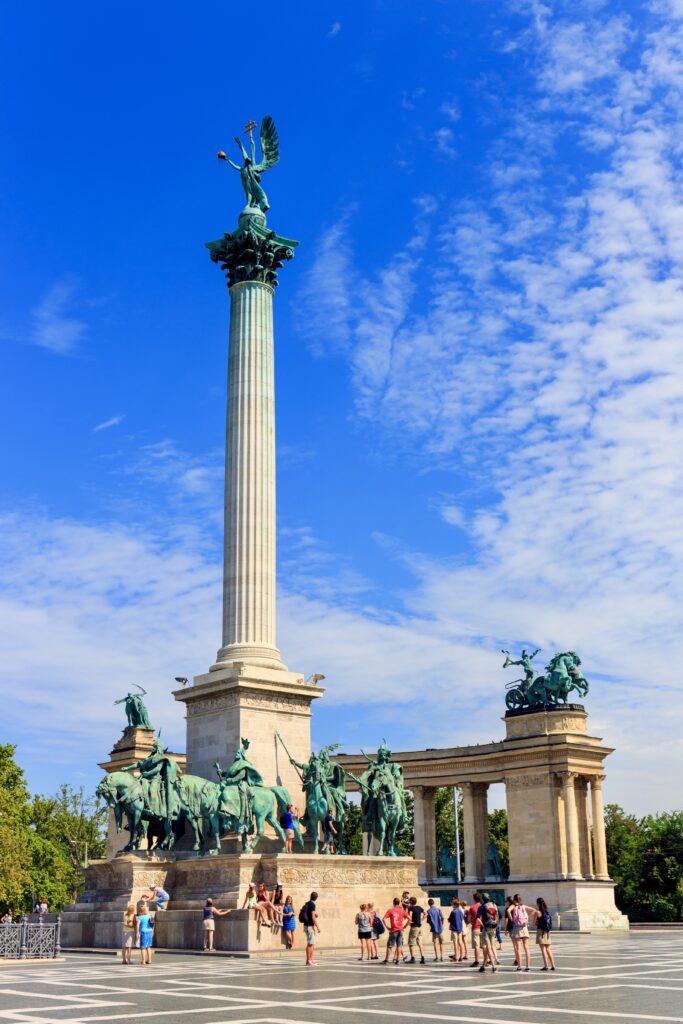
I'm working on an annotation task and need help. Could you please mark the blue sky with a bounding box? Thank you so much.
[2,0,683,814]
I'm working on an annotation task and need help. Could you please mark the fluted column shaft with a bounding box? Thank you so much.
[591,775,610,879]
[559,771,582,880]
[216,280,284,669]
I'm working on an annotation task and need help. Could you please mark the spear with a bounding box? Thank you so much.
[275,732,304,783]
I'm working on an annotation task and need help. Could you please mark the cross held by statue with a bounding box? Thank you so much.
[243,119,257,139]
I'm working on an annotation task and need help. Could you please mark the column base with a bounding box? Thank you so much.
[214,642,287,672]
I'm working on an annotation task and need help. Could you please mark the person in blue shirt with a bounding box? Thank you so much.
[448,897,466,961]
[282,896,296,949]
[283,804,296,854]
[426,899,444,962]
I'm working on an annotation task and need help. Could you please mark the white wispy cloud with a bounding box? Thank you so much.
[328,21,341,37]
[31,277,87,354]
[93,415,125,433]
[434,126,458,160]
[291,0,683,810]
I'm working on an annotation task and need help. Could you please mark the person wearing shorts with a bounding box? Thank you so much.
[407,896,426,964]
[427,899,444,962]
[448,897,465,962]
[383,897,410,964]
[469,893,482,967]
[302,891,320,966]
[533,897,556,971]
[509,894,534,972]
[202,898,229,951]
[283,805,295,854]
[355,903,373,961]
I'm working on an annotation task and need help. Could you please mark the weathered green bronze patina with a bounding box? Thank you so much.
[277,733,349,854]
[218,115,280,214]
[96,735,301,856]
[207,116,299,288]
[214,739,303,853]
[114,685,152,729]
[504,648,589,709]
[348,741,408,857]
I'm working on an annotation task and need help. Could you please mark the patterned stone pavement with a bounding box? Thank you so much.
[1,933,683,1024]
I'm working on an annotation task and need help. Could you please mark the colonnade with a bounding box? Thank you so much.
[412,773,609,884]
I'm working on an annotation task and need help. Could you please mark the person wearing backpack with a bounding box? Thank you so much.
[367,902,381,959]
[476,892,499,973]
[508,893,535,972]
[299,891,320,966]
[533,897,556,971]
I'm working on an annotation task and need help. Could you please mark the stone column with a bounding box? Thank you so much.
[590,774,610,880]
[413,786,437,883]
[205,210,298,671]
[576,777,594,879]
[558,771,582,880]
[216,278,283,670]
[474,783,489,879]
[462,782,488,882]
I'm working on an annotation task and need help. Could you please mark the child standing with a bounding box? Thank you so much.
[121,903,136,964]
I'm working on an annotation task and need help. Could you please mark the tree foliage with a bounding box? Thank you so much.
[0,746,107,916]
[0,744,32,910]
[605,803,683,922]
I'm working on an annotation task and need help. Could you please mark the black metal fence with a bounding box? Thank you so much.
[0,917,62,959]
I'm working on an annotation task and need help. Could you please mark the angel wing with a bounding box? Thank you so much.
[254,115,280,173]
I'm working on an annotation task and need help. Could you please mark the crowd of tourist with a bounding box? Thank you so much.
[118,883,555,970]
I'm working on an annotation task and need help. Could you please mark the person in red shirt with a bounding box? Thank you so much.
[382,897,410,964]
[469,891,483,967]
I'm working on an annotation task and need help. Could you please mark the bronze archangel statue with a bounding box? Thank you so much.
[217,116,280,213]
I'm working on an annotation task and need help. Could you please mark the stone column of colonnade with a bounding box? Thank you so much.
[559,771,582,879]
[413,786,438,883]
[590,775,610,880]
[461,782,489,882]
[216,279,285,670]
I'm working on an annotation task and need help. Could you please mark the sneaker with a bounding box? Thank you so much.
[516,966,522,972]
[420,957,425,964]
[469,961,479,968]
[540,966,548,972]
[479,965,485,973]
[524,967,530,972]
[409,957,416,964]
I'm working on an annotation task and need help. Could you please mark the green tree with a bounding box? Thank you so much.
[488,808,509,879]
[343,801,363,855]
[604,804,683,922]
[30,785,107,904]
[340,792,414,856]
[0,744,32,912]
